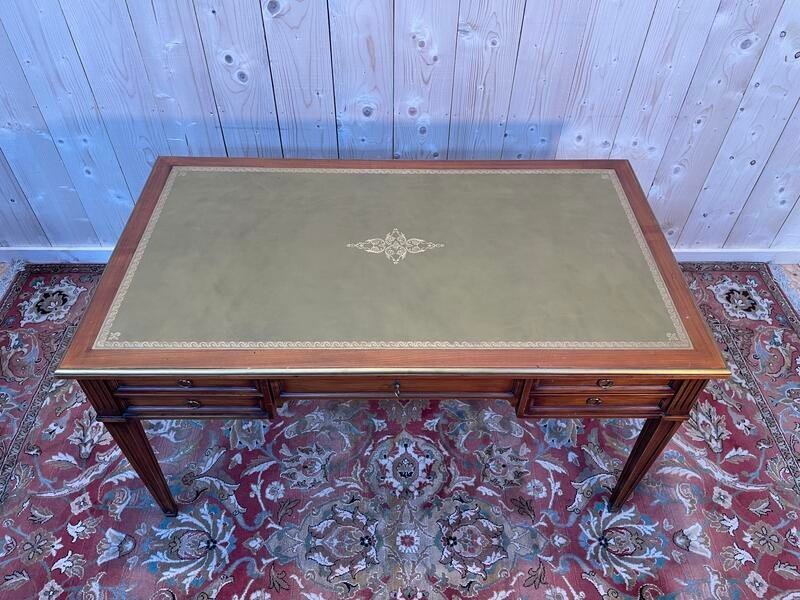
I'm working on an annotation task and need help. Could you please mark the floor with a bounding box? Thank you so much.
[0,262,799,599]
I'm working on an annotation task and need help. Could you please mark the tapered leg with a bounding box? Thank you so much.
[104,420,178,516]
[608,416,682,511]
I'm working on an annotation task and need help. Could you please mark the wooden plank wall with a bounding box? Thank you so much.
[0,0,798,253]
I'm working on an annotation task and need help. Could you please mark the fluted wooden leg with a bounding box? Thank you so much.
[608,417,682,511]
[104,420,178,516]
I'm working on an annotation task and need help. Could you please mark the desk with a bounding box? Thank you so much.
[57,158,729,515]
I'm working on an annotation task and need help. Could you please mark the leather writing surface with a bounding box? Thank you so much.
[94,167,689,349]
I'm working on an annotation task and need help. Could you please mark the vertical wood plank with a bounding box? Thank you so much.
[447,0,527,160]
[555,0,659,159]
[772,195,800,248]
[59,0,171,194]
[610,0,720,188]
[0,150,48,247]
[393,0,459,159]
[678,2,800,248]
[1,2,135,245]
[0,17,100,245]
[329,0,393,158]
[262,0,337,158]
[647,0,784,245]
[726,99,800,248]
[193,0,282,157]
[501,0,590,160]
[126,0,226,156]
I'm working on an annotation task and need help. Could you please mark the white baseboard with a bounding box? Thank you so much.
[671,248,800,264]
[0,246,115,263]
[1,245,799,265]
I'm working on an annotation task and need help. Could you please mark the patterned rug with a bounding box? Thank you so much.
[1,263,800,600]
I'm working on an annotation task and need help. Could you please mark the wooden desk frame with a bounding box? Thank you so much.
[57,158,729,516]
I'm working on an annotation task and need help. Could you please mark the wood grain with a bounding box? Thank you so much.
[0,1,798,252]
[0,21,94,245]
[0,150,48,246]
[329,0,393,158]
[556,0,659,159]
[727,98,800,247]
[193,0,282,157]
[678,2,800,247]
[59,0,171,194]
[501,0,591,160]
[261,0,337,158]
[126,0,226,156]
[0,2,130,245]
[610,0,720,188]
[393,0,459,159]
[772,192,800,248]
[447,0,527,159]
[647,0,784,245]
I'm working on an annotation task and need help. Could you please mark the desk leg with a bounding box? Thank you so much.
[608,416,681,511]
[105,420,178,516]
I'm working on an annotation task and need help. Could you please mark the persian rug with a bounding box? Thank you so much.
[1,263,799,600]
[770,265,800,315]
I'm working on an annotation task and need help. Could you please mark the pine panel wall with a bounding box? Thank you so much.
[0,0,798,259]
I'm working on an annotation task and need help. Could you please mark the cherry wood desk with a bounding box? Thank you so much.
[57,158,729,516]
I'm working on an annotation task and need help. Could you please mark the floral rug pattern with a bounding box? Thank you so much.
[1,263,800,599]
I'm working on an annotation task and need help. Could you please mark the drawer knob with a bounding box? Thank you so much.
[177,379,194,388]
[596,379,614,389]
[393,381,401,398]
[587,396,603,406]
[186,399,202,409]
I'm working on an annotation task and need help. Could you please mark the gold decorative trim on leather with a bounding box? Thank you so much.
[94,167,692,350]
[347,228,444,264]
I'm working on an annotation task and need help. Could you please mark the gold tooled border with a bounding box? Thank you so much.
[94,167,691,350]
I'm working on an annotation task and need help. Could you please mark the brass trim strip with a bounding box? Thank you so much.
[56,367,731,379]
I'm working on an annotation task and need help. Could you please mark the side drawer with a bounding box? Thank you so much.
[112,377,259,397]
[115,393,270,419]
[275,376,517,401]
[530,392,669,408]
[123,395,261,408]
[534,376,674,395]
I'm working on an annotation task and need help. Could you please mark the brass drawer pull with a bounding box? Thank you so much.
[186,399,202,409]
[393,381,401,398]
[596,379,614,389]
[177,379,194,388]
[587,396,603,406]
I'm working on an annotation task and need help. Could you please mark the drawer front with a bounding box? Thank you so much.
[534,376,673,395]
[113,377,259,396]
[117,393,270,420]
[124,394,261,408]
[530,392,669,408]
[277,376,517,399]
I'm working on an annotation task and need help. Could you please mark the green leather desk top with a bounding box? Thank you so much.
[94,166,689,350]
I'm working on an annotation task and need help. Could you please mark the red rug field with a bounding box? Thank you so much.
[1,263,799,599]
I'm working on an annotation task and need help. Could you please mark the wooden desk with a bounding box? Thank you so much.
[57,158,729,516]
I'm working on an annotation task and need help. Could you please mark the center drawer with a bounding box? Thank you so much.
[275,376,518,400]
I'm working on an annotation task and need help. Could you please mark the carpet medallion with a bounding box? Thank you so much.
[0,263,799,599]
